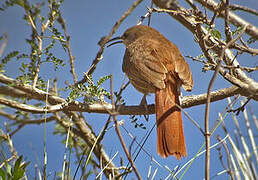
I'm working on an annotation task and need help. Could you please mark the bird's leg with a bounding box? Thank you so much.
[140,94,149,121]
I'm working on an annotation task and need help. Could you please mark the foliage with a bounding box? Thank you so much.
[0,156,30,180]
[66,75,111,103]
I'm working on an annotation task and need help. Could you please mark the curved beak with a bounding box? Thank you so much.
[107,36,123,48]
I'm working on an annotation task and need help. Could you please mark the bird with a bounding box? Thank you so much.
[108,25,193,159]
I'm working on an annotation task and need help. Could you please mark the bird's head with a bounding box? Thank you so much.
[107,25,158,47]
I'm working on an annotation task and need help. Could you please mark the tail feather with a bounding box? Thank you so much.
[155,82,186,159]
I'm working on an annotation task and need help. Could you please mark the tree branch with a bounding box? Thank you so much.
[195,0,258,38]
[0,82,252,115]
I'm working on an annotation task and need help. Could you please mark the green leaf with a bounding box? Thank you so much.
[97,75,111,87]
[232,26,244,36]
[1,51,19,64]
[5,163,11,177]
[0,169,7,180]
[211,29,221,39]
[17,53,29,60]
[13,169,25,180]
[10,156,28,180]
[13,156,23,173]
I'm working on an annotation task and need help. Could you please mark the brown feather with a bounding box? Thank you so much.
[155,81,186,159]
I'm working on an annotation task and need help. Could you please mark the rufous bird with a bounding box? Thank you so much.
[108,25,193,159]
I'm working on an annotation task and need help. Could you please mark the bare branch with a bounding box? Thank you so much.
[0,97,63,113]
[58,14,78,83]
[195,0,258,38]
[229,4,258,16]
[0,84,252,115]
[152,0,258,98]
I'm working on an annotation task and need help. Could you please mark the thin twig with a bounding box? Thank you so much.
[227,98,251,159]
[187,55,258,73]
[224,0,232,42]
[241,100,258,164]
[0,154,17,168]
[0,33,8,57]
[43,80,49,180]
[229,4,258,16]
[9,124,25,137]
[61,116,72,180]
[228,98,250,115]
[28,14,42,89]
[216,135,235,180]
[204,49,220,180]
[0,133,18,166]
[10,116,56,125]
[58,14,78,83]
[174,103,205,135]
[185,0,198,10]
[110,77,142,180]
[204,22,247,180]
[147,2,153,26]
[173,135,229,178]
[210,95,240,135]
[99,81,130,143]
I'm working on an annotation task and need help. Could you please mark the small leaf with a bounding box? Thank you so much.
[13,156,23,173]
[0,169,7,180]
[5,163,11,177]
[211,29,221,39]
[1,51,19,64]
[13,169,25,180]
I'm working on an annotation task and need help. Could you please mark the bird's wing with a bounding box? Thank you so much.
[171,44,193,91]
[122,36,193,92]
[122,38,168,91]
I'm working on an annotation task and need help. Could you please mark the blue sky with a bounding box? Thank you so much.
[0,0,257,179]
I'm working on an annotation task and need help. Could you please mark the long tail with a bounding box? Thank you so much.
[155,82,186,159]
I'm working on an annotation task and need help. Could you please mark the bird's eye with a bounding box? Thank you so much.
[123,33,128,39]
